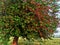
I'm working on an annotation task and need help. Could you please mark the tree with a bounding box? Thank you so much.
[0,0,58,45]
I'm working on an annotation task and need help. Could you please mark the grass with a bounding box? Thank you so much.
[1,37,60,45]
[41,38,60,45]
[18,38,60,45]
[10,37,60,45]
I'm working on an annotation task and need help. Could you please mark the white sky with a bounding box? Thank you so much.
[57,1,60,5]
[55,1,60,18]
[53,1,60,37]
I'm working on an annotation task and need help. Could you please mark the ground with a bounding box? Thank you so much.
[7,37,60,45]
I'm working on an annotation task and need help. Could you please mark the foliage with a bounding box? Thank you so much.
[0,0,58,45]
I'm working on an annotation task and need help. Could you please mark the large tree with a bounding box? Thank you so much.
[0,0,58,45]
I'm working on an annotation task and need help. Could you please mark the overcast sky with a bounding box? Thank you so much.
[56,1,60,18]
[53,1,60,37]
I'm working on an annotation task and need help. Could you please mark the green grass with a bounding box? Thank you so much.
[18,38,60,45]
[41,38,60,45]
[1,37,60,45]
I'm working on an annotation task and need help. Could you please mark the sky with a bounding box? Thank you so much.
[53,1,60,38]
[55,1,60,18]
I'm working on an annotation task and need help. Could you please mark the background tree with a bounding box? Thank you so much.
[0,0,58,45]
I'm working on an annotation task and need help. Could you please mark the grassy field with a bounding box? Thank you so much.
[41,38,60,45]
[0,37,60,45]
[8,37,60,45]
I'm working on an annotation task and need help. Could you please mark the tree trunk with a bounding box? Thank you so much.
[12,36,18,45]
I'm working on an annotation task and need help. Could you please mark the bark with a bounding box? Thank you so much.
[12,36,18,45]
